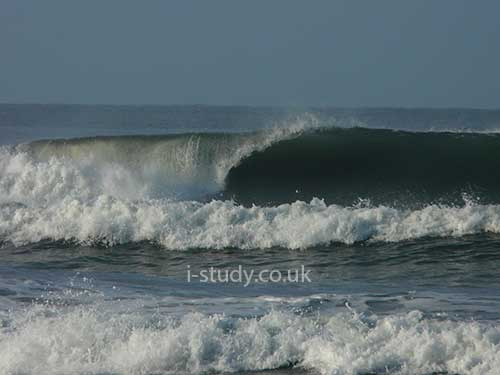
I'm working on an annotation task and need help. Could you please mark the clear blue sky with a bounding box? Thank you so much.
[1,0,499,108]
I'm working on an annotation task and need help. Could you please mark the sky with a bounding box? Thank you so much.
[1,0,499,108]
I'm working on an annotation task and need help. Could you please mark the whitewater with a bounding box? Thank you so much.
[2,302,499,375]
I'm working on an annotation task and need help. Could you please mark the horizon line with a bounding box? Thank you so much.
[0,102,499,112]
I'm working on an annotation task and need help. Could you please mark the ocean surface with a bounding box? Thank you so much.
[1,104,500,375]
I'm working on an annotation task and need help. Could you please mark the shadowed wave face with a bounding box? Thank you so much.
[225,128,500,206]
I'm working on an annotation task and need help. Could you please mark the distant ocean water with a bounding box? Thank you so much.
[1,104,500,375]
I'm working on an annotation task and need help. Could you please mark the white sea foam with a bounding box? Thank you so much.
[0,304,498,375]
[2,195,500,248]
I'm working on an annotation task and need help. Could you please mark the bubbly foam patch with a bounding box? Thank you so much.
[2,196,500,248]
[1,305,498,375]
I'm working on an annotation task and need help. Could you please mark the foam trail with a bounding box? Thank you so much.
[1,305,499,375]
[2,197,500,248]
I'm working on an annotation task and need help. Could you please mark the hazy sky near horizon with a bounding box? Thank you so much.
[1,1,499,108]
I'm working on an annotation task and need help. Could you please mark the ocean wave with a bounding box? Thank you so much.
[3,118,500,207]
[3,116,500,248]
[1,304,498,375]
[2,196,500,249]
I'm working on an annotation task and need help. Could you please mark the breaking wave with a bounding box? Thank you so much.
[2,115,500,248]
